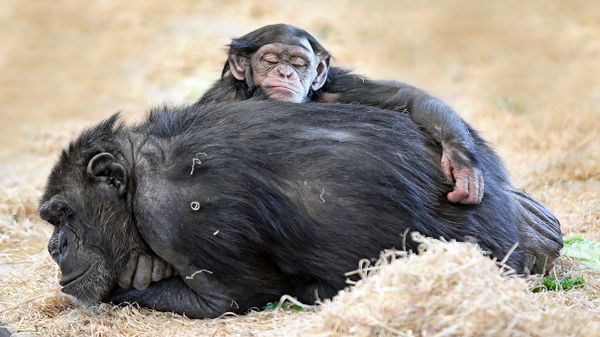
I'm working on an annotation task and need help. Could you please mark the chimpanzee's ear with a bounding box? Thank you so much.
[87,152,128,198]
[228,54,249,81]
[311,54,330,91]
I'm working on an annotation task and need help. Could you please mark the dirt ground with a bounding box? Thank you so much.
[0,1,598,336]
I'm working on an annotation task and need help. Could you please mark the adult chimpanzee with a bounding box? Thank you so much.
[40,101,557,318]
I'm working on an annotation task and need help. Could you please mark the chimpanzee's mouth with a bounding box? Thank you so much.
[59,265,92,287]
[268,85,296,94]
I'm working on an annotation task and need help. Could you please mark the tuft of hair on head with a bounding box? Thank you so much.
[41,113,125,203]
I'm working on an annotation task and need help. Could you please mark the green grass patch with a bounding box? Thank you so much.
[532,275,585,293]
[561,236,600,272]
[262,301,304,312]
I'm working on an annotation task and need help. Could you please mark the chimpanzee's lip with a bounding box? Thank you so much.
[267,85,296,94]
[59,265,92,287]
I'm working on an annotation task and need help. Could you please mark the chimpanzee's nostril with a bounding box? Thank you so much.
[48,236,60,261]
[39,202,50,221]
[47,228,68,263]
[49,247,59,260]
[60,236,68,255]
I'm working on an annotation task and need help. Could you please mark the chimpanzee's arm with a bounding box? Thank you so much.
[197,81,237,104]
[108,277,239,319]
[197,78,248,104]
[319,67,484,204]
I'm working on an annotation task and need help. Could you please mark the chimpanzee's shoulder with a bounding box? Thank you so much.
[132,103,231,138]
[130,100,414,141]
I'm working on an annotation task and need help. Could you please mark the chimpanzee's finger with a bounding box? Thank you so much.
[118,250,138,288]
[448,175,469,203]
[152,257,167,282]
[460,169,480,205]
[164,264,174,278]
[132,254,152,290]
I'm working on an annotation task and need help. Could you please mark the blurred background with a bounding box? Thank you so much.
[0,0,598,233]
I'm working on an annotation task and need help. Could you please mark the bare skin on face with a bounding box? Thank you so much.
[250,42,319,102]
[228,37,329,104]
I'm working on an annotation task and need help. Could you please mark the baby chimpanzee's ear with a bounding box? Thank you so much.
[228,54,249,81]
[311,54,330,91]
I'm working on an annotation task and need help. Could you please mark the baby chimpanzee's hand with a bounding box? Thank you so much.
[441,146,484,205]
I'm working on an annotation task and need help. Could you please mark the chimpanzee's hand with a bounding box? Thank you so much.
[441,146,484,204]
[118,251,175,290]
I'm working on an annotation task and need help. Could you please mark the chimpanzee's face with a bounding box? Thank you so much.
[39,149,139,304]
[39,192,119,305]
[249,37,326,103]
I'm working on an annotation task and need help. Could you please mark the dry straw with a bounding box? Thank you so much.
[318,235,600,337]
[2,224,598,336]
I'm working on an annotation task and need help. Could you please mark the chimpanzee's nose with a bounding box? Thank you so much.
[39,196,67,222]
[277,64,293,78]
[47,230,67,263]
[48,236,60,262]
[39,200,54,222]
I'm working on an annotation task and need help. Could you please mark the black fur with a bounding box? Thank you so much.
[41,101,537,318]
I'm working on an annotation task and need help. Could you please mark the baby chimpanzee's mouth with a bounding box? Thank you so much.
[59,265,92,287]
